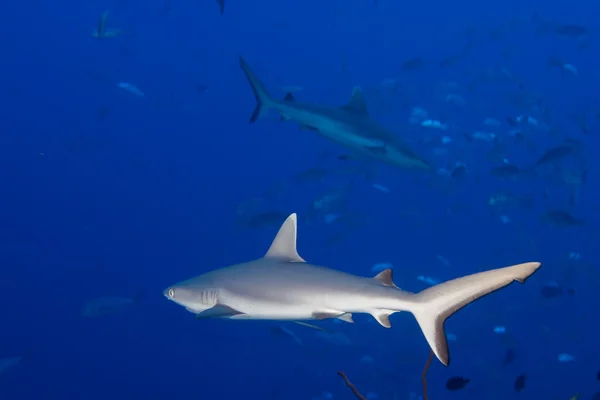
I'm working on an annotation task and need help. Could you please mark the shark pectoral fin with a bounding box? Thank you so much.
[194,304,245,319]
[264,213,306,262]
[373,269,398,288]
[341,86,369,116]
[371,311,393,328]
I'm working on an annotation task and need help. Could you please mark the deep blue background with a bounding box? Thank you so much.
[1,0,599,399]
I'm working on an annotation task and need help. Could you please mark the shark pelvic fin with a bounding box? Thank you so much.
[264,214,306,262]
[341,86,369,116]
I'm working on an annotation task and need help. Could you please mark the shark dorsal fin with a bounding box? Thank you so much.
[341,86,368,116]
[264,213,306,262]
[373,269,397,287]
[283,92,296,102]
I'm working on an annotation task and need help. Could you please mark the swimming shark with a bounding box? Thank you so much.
[164,213,541,366]
[239,57,432,171]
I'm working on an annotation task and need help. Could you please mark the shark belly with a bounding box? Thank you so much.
[274,103,386,151]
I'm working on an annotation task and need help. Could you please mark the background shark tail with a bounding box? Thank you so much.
[406,262,541,366]
[239,57,274,123]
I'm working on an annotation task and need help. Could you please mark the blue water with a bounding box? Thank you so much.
[1,0,599,399]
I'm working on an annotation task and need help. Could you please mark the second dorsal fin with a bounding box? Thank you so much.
[264,213,305,262]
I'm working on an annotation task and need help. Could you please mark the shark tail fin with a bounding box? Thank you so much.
[239,56,274,123]
[406,262,541,366]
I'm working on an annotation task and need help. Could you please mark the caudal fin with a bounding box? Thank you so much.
[239,57,274,123]
[408,262,541,366]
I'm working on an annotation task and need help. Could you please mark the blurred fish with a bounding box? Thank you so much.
[540,210,583,227]
[501,348,516,366]
[446,376,470,391]
[555,24,588,38]
[535,141,579,167]
[514,374,527,392]
[490,164,528,178]
[0,355,24,376]
[82,290,143,317]
[92,10,123,38]
[401,58,424,71]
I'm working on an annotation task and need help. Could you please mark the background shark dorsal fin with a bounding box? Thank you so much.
[373,269,397,287]
[341,86,368,116]
[264,213,306,262]
[283,92,296,102]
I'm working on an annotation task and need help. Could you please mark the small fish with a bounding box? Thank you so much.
[446,377,470,391]
[569,393,580,400]
[514,374,527,392]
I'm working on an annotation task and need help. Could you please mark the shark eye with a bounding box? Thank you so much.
[168,288,175,298]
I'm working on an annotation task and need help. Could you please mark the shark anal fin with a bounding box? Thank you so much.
[264,214,306,262]
[195,304,245,319]
[373,269,398,287]
[372,311,392,328]
[341,86,369,116]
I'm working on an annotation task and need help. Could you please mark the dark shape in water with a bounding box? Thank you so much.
[490,164,522,178]
[596,370,600,381]
[540,210,584,227]
[540,281,564,298]
[555,24,588,38]
[593,393,600,400]
[501,348,516,366]
[451,163,467,179]
[535,143,576,166]
[197,84,208,94]
[514,374,527,392]
[446,376,470,391]
[401,57,424,71]
[216,0,224,14]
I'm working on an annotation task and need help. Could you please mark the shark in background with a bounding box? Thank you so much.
[239,57,432,171]
[163,213,541,366]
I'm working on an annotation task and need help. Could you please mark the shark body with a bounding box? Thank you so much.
[239,57,431,171]
[164,213,541,366]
